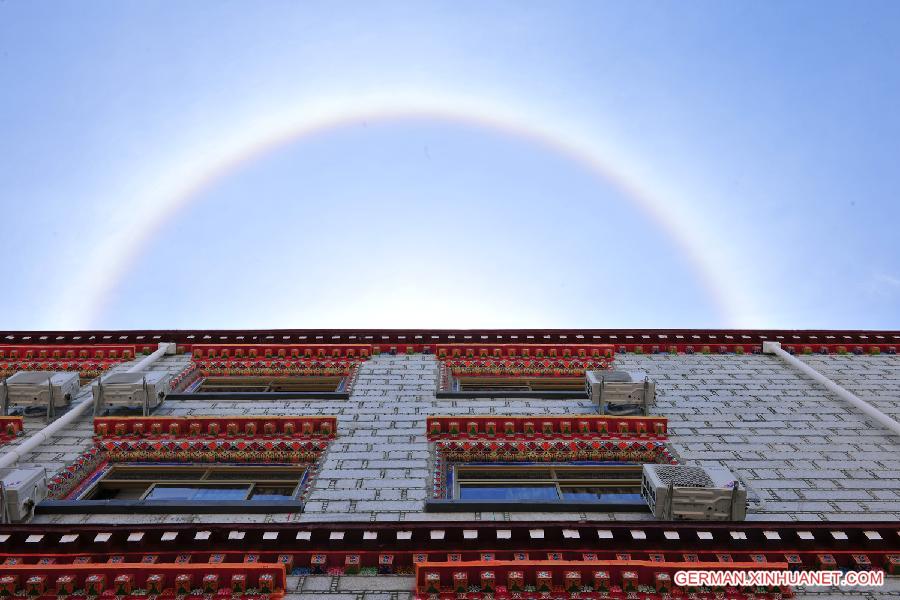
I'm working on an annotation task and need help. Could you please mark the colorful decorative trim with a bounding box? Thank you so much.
[0,522,897,581]
[436,344,615,359]
[0,345,137,380]
[617,343,896,356]
[0,345,138,362]
[0,563,286,598]
[94,416,337,439]
[435,439,673,464]
[47,447,106,499]
[1,361,121,380]
[49,439,328,500]
[189,359,360,377]
[187,344,371,360]
[415,559,791,598]
[431,443,674,500]
[428,415,672,500]
[436,345,613,393]
[0,416,24,443]
[100,439,327,465]
[170,363,202,391]
[782,344,897,356]
[170,359,362,394]
[50,415,337,500]
[427,416,667,439]
[440,358,609,380]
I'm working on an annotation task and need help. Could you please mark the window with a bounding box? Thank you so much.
[426,415,668,512]
[440,373,588,397]
[79,465,306,503]
[447,463,646,507]
[453,376,584,392]
[195,376,344,393]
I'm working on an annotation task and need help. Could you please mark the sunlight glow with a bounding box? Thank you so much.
[57,89,759,328]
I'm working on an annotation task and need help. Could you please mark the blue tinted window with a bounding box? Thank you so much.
[144,486,195,501]
[452,463,645,506]
[146,485,250,501]
[560,490,645,504]
[458,484,559,500]
[192,485,249,500]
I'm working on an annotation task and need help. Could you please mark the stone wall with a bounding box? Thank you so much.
[5,350,899,598]
[14,352,900,525]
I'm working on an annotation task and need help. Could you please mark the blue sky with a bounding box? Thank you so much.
[1,1,898,329]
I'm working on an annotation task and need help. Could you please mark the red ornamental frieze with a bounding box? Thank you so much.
[0,344,136,379]
[94,416,337,439]
[0,361,120,379]
[100,438,327,463]
[0,563,286,599]
[52,415,337,500]
[170,361,361,395]
[187,343,371,360]
[415,559,791,598]
[47,447,106,499]
[2,522,898,598]
[0,345,138,362]
[192,358,357,373]
[169,363,202,390]
[168,360,360,392]
[436,344,615,360]
[434,439,674,465]
[443,358,611,377]
[47,438,328,500]
[2,522,898,572]
[427,416,667,439]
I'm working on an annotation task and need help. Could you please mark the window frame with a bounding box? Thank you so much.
[453,375,585,393]
[454,463,643,502]
[193,375,347,393]
[437,373,587,399]
[39,463,310,514]
[426,461,651,513]
[167,374,351,400]
[80,464,307,502]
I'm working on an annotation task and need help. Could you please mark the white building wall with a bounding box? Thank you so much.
[4,350,899,598]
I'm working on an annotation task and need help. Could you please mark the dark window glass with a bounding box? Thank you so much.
[456,468,553,480]
[105,467,205,480]
[89,485,148,500]
[205,468,302,481]
[455,376,583,392]
[250,486,297,501]
[197,376,343,393]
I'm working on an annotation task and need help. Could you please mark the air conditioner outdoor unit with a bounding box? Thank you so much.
[1,371,80,420]
[641,464,747,521]
[0,467,47,523]
[92,371,171,416]
[585,370,655,415]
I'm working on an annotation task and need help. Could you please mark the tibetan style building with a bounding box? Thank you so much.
[0,328,898,599]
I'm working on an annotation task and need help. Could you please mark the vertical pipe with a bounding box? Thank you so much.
[763,341,900,437]
[0,342,175,469]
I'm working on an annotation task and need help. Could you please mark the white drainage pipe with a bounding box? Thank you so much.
[763,341,900,437]
[0,342,176,470]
